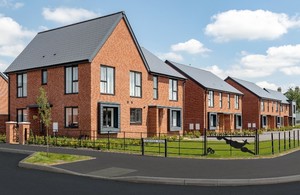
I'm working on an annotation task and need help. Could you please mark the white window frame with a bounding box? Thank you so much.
[130,71,142,97]
[100,65,114,94]
[169,79,178,101]
[235,95,239,109]
[208,91,214,107]
[219,92,222,108]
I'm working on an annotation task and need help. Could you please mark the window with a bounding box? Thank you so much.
[267,101,269,112]
[169,79,178,101]
[227,94,230,109]
[153,76,158,99]
[65,107,78,128]
[17,108,28,122]
[280,104,283,112]
[293,105,296,114]
[17,73,27,97]
[130,108,142,124]
[261,100,264,112]
[235,95,239,109]
[65,66,78,94]
[235,114,242,129]
[42,69,47,85]
[99,103,120,133]
[209,113,217,130]
[261,115,267,128]
[208,91,214,107]
[219,92,222,108]
[276,102,278,112]
[130,71,141,97]
[100,66,114,94]
[169,108,182,131]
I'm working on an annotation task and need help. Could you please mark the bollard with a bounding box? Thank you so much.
[141,138,144,155]
[271,133,274,155]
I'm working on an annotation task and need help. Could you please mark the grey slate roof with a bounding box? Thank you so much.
[227,77,278,100]
[264,88,289,104]
[167,61,243,95]
[5,11,148,73]
[141,47,185,79]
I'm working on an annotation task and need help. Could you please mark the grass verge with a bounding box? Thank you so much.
[24,152,92,165]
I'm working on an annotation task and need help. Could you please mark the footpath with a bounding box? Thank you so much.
[1,143,300,186]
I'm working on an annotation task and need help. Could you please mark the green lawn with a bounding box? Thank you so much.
[28,135,300,159]
[24,152,92,165]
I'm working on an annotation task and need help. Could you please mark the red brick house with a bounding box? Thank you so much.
[166,61,243,133]
[225,77,282,130]
[4,12,185,138]
[264,88,292,127]
[0,72,8,133]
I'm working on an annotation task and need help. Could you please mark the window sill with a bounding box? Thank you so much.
[130,122,142,125]
[130,96,142,98]
[101,93,115,96]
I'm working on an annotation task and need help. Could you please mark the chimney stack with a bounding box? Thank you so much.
[277,87,282,92]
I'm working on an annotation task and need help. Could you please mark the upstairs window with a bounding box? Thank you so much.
[42,70,47,85]
[276,102,278,112]
[17,73,27,98]
[208,91,214,107]
[235,95,239,109]
[169,79,178,101]
[219,92,222,108]
[227,94,230,109]
[261,100,264,112]
[65,66,78,94]
[130,71,141,97]
[100,66,114,94]
[153,76,158,99]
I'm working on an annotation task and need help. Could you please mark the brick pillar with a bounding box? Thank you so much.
[18,122,30,145]
[6,121,17,144]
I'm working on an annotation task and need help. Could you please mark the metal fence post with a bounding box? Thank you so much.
[178,136,181,156]
[289,131,291,149]
[141,138,144,155]
[203,128,207,155]
[284,131,286,151]
[298,130,300,147]
[108,131,110,150]
[165,139,167,157]
[271,133,274,155]
[294,131,296,148]
[123,132,126,151]
[278,132,281,153]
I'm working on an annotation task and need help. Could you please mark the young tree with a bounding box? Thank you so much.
[36,87,52,156]
[285,86,300,111]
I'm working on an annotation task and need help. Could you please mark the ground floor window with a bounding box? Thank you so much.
[17,108,28,122]
[209,113,217,130]
[65,107,78,128]
[235,114,242,129]
[261,115,267,128]
[99,102,120,133]
[130,108,142,124]
[169,108,182,131]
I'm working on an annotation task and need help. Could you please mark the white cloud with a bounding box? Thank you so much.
[205,9,300,42]
[171,39,210,54]
[204,65,227,79]
[0,15,35,58]
[0,0,24,9]
[256,81,278,90]
[157,52,183,62]
[0,60,8,72]
[42,7,99,24]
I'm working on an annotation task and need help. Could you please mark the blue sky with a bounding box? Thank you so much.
[1,0,300,92]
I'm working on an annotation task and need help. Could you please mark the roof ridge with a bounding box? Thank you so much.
[38,11,125,34]
[167,60,212,74]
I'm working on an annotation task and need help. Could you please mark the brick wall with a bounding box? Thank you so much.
[226,78,260,129]
[90,18,183,137]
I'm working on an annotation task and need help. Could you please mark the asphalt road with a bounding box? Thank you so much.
[2,151,300,195]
